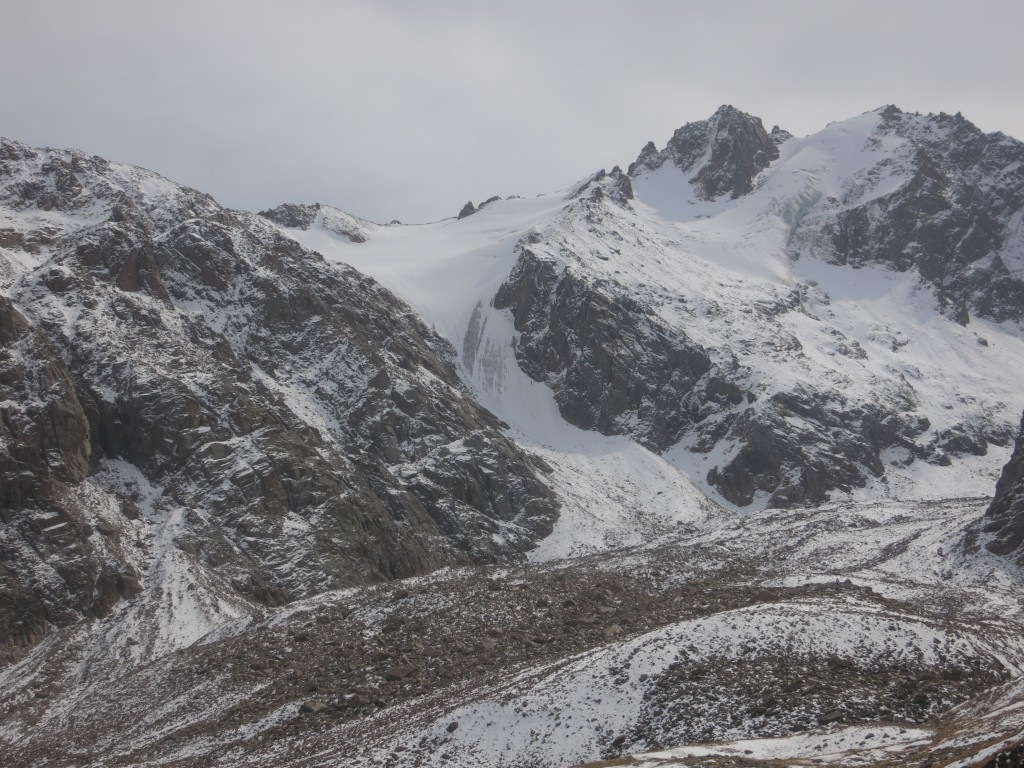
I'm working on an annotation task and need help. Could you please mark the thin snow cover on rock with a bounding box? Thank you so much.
[2,104,1024,768]
[0,136,558,665]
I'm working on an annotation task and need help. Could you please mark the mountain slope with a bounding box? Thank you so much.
[982,412,1024,565]
[0,138,559,664]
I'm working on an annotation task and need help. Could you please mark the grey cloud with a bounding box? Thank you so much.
[3,0,1022,223]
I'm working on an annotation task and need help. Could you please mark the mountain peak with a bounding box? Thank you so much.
[709,103,755,125]
[628,106,779,200]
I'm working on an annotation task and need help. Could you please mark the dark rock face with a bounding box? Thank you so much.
[791,106,1024,323]
[457,201,476,219]
[628,104,779,200]
[0,296,142,657]
[258,202,320,230]
[707,388,930,508]
[983,413,1024,564]
[0,138,558,658]
[494,246,745,453]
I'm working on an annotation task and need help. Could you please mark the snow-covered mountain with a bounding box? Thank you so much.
[3,105,1024,768]
[277,105,1024,513]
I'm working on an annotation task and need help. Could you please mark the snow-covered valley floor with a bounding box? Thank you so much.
[3,495,1024,768]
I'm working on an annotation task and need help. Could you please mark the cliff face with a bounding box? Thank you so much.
[983,413,1024,565]
[0,294,137,652]
[493,245,745,454]
[0,138,558,660]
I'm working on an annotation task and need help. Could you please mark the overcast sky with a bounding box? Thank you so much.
[4,0,1022,223]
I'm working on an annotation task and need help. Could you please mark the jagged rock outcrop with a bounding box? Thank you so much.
[259,202,371,242]
[0,138,558,658]
[627,104,779,199]
[706,387,932,507]
[570,167,634,205]
[983,413,1024,565]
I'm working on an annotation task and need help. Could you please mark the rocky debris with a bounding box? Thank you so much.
[980,741,1024,768]
[0,503,1008,767]
[789,106,1024,323]
[635,645,995,750]
[627,105,779,200]
[982,412,1024,565]
[817,709,845,725]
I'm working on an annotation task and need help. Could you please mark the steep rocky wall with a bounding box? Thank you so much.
[0,297,142,659]
[983,413,1024,565]
[494,247,745,453]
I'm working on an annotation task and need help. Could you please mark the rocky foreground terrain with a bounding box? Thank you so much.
[3,105,1024,767]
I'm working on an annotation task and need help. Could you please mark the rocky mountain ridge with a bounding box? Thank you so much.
[0,137,558,664]
[788,105,1024,324]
